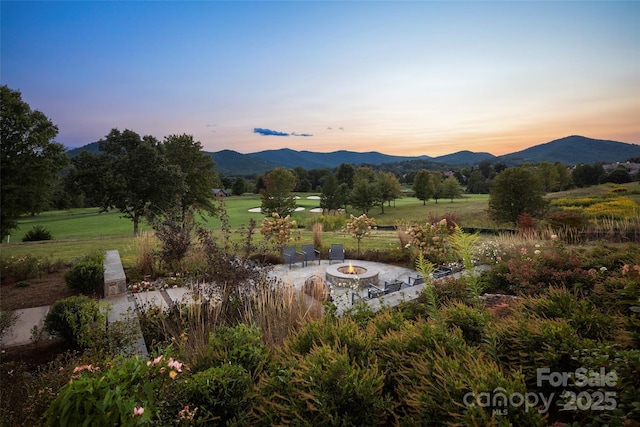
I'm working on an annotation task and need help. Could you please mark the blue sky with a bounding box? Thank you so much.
[2,1,638,156]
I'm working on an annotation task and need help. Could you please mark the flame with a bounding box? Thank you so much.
[348,261,355,274]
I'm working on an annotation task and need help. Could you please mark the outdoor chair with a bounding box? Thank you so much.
[283,246,304,270]
[384,280,403,293]
[302,245,320,265]
[407,274,424,286]
[301,244,321,266]
[328,244,345,264]
[367,280,403,299]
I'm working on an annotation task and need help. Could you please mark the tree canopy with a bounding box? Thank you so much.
[261,168,297,217]
[441,175,463,202]
[375,171,402,213]
[163,133,220,219]
[0,85,68,240]
[412,169,434,205]
[71,129,184,235]
[488,166,548,224]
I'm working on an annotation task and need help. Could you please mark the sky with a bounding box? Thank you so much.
[1,1,639,157]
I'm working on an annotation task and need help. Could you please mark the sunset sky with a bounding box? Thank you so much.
[2,1,638,157]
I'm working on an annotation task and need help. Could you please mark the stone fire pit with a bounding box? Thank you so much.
[326,262,379,287]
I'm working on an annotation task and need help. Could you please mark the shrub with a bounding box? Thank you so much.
[1,254,40,281]
[253,344,393,426]
[152,207,197,273]
[433,276,472,306]
[310,211,346,232]
[373,318,541,425]
[585,196,639,219]
[0,309,19,340]
[22,225,52,242]
[185,363,252,424]
[427,212,460,233]
[46,353,186,426]
[190,323,269,376]
[283,317,375,366]
[393,345,542,426]
[493,248,596,296]
[344,213,377,254]
[545,209,589,230]
[44,295,104,348]
[440,302,492,345]
[64,259,103,292]
[570,346,640,426]
[406,219,453,265]
[517,213,538,237]
[261,212,299,248]
[516,287,626,342]
[491,315,592,392]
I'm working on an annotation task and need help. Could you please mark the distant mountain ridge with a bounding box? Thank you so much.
[66,135,640,176]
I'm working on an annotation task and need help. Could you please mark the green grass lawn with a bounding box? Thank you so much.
[1,193,496,266]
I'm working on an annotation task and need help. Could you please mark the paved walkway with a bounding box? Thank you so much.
[1,259,429,349]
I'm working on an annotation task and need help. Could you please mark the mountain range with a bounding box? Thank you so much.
[67,135,640,177]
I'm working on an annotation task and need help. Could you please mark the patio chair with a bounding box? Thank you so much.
[328,244,345,264]
[407,274,424,286]
[283,246,303,270]
[301,244,321,266]
[384,280,403,294]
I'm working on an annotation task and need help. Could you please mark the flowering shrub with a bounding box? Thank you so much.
[585,196,639,219]
[406,218,452,265]
[261,212,299,247]
[344,213,377,254]
[478,240,508,264]
[545,209,590,229]
[46,353,187,426]
[550,197,598,207]
[128,279,154,293]
[490,245,598,296]
[0,254,65,282]
[517,213,537,237]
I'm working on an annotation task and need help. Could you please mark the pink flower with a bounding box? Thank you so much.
[147,355,162,366]
[133,407,144,415]
[166,358,183,372]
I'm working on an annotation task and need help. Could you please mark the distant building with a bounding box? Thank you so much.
[213,188,231,198]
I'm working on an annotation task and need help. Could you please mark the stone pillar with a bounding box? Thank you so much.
[104,250,127,296]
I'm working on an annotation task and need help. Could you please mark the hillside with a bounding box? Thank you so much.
[247,149,427,170]
[498,135,640,165]
[208,150,281,176]
[432,150,496,165]
[65,135,640,176]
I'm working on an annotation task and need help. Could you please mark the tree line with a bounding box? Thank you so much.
[2,84,638,239]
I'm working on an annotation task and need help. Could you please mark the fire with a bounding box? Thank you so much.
[348,261,355,274]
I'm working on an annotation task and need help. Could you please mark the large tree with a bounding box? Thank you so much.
[376,171,402,213]
[349,177,379,215]
[162,134,220,221]
[0,85,68,240]
[72,129,183,235]
[261,168,297,217]
[442,175,463,202]
[320,174,343,211]
[572,163,604,188]
[336,163,355,188]
[488,166,548,225]
[466,170,490,194]
[412,169,434,205]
